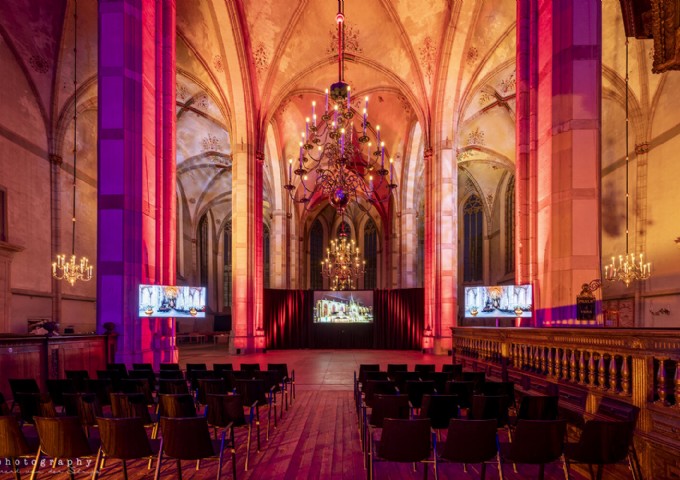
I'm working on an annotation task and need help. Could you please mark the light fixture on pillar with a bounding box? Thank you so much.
[283,0,397,214]
[52,0,93,287]
[321,216,365,291]
[603,38,650,288]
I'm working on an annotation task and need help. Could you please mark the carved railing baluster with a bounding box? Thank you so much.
[621,356,630,395]
[657,358,667,405]
[562,349,570,381]
[674,362,680,407]
[598,354,607,390]
[579,350,586,384]
[588,351,596,386]
[539,347,546,374]
[569,350,577,382]
[609,355,619,393]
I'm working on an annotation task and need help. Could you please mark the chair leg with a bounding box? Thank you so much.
[562,455,570,480]
[245,424,252,471]
[176,460,183,480]
[596,465,603,480]
[11,457,20,480]
[29,449,41,480]
[538,463,545,480]
[122,459,128,480]
[91,448,102,480]
[497,452,504,480]
[217,451,224,480]
[153,449,163,480]
[481,462,487,480]
[628,454,638,480]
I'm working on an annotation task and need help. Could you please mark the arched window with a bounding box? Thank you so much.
[463,195,483,282]
[263,223,271,289]
[364,219,378,289]
[199,214,209,286]
[223,221,232,308]
[310,220,324,289]
[505,176,515,274]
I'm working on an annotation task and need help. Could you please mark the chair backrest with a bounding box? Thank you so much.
[405,381,435,409]
[390,371,421,391]
[158,394,197,418]
[365,371,390,382]
[206,394,247,428]
[471,395,510,427]
[186,363,207,372]
[386,363,408,374]
[107,363,129,377]
[159,417,216,460]
[517,395,559,421]
[419,394,459,429]
[509,420,566,464]
[159,370,185,381]
[188,370,219,391]
[267,363,289,378]
[414,364,436,375]
[369,394,410,428]
[234,379,267,406]
[239,363,261,374]
[46,379,76,406]
[363,380,398,407]
[445,381,475,409]
[197,378,228,405]
[160,363,181,371]
[15,392,56,424]
[441,419,498,463]
[128,369,156,388]
[34,416,94,458]
[426,372,453,393]
[461,371,486,392]
[63,392,102,427]
[110,393,153,424]
[8,379,40,397]
[159,379,189,395]
[97,416,154,459]
[84,379,113,407]
[0,415,34,457]
[574,419,636,464]
[213,363,234,374]
[377,418,431,462]
[358,364,381,385]
[132,363,153,371]
[441,364,463,380]
[482,381,515,402]
[119,378,153,404]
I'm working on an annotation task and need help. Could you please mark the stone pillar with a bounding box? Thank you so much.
[516,0,602,323]
[49,154,63,325]
[400,208,417,288]
[424,147,457,353]
[230,148,263,353]
[97,0,177,367]
[271,210,286,288]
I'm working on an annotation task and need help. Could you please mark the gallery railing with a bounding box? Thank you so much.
[451,326,680,479]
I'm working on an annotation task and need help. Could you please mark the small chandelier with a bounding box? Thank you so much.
[52,0,93,287]
[283,0,396,214]
[604,38,650,287]
[321,222,366,291]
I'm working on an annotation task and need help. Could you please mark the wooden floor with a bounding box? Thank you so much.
[15,346,594,479]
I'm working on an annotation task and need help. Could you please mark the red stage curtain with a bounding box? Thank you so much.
[373,289,424,349]
[263,289,313,349]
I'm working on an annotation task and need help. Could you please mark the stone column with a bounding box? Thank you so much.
[49,153,63,325]
[271,210,286,288]
[424,147,457,352]
[516,0,602,323]
[230,148,263,353]
[97,0,177,366]
[400,208,417,288]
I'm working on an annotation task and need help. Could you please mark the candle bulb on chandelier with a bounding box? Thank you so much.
[347,86,351,108]
[362,108,367,136]
[390,157,394,182]
[376,125,381,145]
[381,142,385,167]
[288,158,292,181]
[299,142,304,169]
[340,128,345,155]
[305,118,310,140]
[312,101,316,122]
[369,175,374,193]
[325,89,329,112]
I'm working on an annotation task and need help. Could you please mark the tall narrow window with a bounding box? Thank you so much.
[199,215,209,286]
[223,221,232,308]
[364,219,378,289]
[0,187,6,242]
[463,195,483,282]
[505,176,515,274]
[263,223,271,288]
[310,220,324,289]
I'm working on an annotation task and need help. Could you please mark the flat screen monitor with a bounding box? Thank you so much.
[464,285,533,318]
[138,284,207,318]
[313,290,374,324]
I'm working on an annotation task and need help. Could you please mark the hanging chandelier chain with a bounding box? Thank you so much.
[603,36,651,288]
[51,0,93,287]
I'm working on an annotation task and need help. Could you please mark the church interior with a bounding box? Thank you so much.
[1,0,680,478]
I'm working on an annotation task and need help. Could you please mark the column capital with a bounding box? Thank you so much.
[256,151,265,164]
[423,148,433,162]
[49,154,63,165]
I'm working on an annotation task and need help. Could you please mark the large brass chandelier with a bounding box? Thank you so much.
[321,221,366,291]
[604,38,650,287]
[283,0,396,213]
[52,0,93,287]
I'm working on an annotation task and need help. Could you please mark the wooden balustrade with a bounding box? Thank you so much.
[452,327,680,480]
